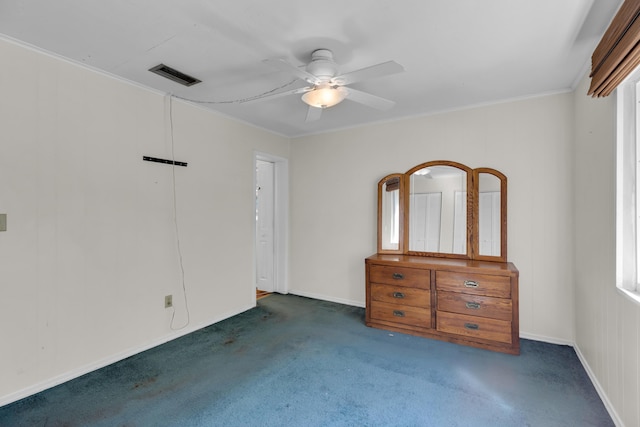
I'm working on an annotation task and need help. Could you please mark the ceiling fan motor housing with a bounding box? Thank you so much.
[260,47,402,120]
[306,49,339,81]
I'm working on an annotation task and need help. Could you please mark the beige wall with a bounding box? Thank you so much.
[290,93,576,345]
[573,75,640,427]
[0,38,289,404]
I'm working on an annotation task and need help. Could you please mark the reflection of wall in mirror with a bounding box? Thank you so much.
[410,174,466,253]
[478,173,500,191]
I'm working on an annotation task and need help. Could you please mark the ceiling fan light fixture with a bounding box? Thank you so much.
[302,85,347,109]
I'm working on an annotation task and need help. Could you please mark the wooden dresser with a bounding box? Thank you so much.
[369,161,519,354]
[366,254,519,355]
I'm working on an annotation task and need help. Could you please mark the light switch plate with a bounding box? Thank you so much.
[0,214,6,232]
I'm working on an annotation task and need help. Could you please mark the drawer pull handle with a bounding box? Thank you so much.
[464,280,479,288]
[393,310,405,317]
[393,292,405,299]
[464,323,479,330]
[465,302,481,310]
[392,273,404,280]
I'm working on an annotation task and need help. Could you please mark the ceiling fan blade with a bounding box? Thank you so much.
[305,106,323,122]
[333,61,404,85]
[241,86,312,104]
[345,88,396,110]
[264,58,321,85]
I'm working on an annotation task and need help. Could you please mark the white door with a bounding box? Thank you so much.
[256,160,275,292]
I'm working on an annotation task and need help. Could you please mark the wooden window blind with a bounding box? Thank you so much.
[385,177,400,192]
[589,0,640,97]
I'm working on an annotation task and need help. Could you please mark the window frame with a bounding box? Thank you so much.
[616,66,640,304]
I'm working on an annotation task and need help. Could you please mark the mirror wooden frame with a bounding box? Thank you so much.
[376,161,508,262]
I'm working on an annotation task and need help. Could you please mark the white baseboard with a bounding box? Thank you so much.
[573,344,624,427]
[0,303,255,408]
[288,289,365,308]
[518,331,574,346]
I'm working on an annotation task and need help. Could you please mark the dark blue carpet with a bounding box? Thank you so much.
[0,294,613,426]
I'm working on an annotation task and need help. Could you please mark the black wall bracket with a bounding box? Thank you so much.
[143,156,188,167]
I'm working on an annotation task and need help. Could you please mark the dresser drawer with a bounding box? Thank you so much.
[369,301,431,328]
[369,264,430,289]
[437,291,511,320]
[437,311,512,344]
[436,271,511,298]
[371,283,430,308]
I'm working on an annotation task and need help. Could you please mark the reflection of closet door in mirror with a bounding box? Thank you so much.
[377,174,404,254]
[409,192,441,251]
[474,169,507,261]
[406,162,472,258]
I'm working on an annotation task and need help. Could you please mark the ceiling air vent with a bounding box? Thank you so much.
[149,64,201,87]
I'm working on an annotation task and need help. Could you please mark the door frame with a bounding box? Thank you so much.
[253,151,289,296]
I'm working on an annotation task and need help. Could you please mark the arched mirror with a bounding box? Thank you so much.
[473,168,507,261]
[405,161,472,257]
[376,161,507,261]
[377,174,403,254]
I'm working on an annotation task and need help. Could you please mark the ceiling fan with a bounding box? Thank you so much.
[254,49,404,122]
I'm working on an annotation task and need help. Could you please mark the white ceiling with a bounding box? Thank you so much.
[0,0,622,137]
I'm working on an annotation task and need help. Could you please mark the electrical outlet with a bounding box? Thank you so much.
[165,295,173,308]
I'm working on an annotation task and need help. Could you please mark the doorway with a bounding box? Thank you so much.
[254,152,288,298]
[256,159,275,292]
